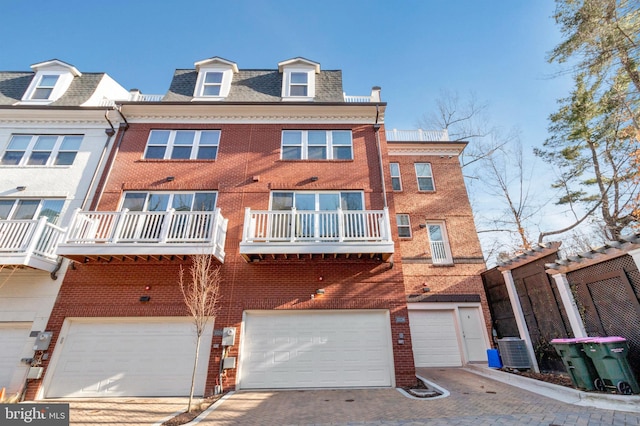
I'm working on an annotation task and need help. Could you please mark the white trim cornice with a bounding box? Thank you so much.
[124,114,379,124]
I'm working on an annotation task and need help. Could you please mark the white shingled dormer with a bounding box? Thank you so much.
[278,58,320,102]
[193,57,238,101]
[20,59,81,105]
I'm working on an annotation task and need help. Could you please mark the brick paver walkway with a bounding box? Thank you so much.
[195,368,640,425]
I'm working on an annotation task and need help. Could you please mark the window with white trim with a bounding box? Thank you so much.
[281,130,352,160]
[426,221,453,264]
[144,130,220,160]
[415,163,435,191]
[32,75,60,100]
[202,71,223,96]
[390,163,402,191]
[396,214,411,238]
[281,69,316,100]
[121,192,217,212]
[1,135,83,166]
[0,198,64,224]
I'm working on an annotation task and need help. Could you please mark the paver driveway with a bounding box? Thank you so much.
[195,368,640,425]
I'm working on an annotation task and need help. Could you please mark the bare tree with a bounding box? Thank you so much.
[179,255,222,413]
[418,90,506,169]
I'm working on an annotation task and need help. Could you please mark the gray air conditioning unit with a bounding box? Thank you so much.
[497,337,531,369]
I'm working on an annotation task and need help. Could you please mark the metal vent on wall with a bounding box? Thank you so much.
[497,337,531,369]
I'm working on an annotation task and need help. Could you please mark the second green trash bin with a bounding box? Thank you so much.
[582,336,640,395]
[551,338,600,391]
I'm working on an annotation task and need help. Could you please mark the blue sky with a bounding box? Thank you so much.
[1,0,569,135]
[2,0,574,259]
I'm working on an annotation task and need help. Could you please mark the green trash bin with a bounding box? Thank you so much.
[551,338,600,391]
[582,336,640,395]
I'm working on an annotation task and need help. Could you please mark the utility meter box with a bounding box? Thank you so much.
[222,327,236,346]
[223,357,236,369]
[33,331,53,351]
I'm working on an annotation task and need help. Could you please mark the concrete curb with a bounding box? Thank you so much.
[464,364,640,413]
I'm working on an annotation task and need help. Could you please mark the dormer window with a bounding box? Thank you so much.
[193,57,238,101]
[203,72,223,96]
[289,72,308,96]
[278,58,320,102]
[32,75,60,100]
[20,60,81,105]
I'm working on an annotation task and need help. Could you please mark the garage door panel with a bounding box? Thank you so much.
[409,310,462,367]
[241,311,392,389]
[46,318,212,398]
[0,323,31,392]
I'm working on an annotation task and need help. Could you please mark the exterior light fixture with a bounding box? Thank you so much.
[310,176,319,181]
[166,176,175,182]
[16,186,26,191]
[315,288,325,296]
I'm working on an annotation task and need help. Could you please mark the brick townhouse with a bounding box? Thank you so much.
[1,57,490,400]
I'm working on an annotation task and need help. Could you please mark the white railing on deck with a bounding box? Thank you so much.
[98,93,164,107]
[0,217,66,260]
[430,240,452,265]
[65,208,225,246]
[344,95,373,103]
[243,207,391,243]
[386,129,449,142]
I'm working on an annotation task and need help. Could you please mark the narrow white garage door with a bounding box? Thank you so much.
[241,310,393,389]
[0,323,31,391]
[45,317,213,398]
[409,310,462,367]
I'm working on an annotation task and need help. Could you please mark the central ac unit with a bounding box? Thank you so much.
[497,337,531,369]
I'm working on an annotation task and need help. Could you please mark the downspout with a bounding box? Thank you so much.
[92,105,129,210]
[51,109,117,280]
[373,103,388,208]
[81,109,116,210]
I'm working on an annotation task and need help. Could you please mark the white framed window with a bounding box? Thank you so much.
[193,59,236,100]
[143,130,220,160]
[396,214,411,238]
[390,163,402,191]
[202,71,223,96]
[32,74,60,100]
[281,130,352,160]
[415,163,435,191]
[0,135,83,166]
[0,198,64,224]
[426,221,453,264]
[289,72,308,96]
[121,192,217,212]
[271,191,363,211]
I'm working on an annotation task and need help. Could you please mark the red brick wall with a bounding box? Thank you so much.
[26,122,418,399]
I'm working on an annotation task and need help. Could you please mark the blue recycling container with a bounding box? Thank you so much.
[487,348,502,368]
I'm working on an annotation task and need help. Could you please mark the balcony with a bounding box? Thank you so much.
[239,207,394,262]
[386,129,449,142]
[57,208,228,263]
[0,217,66,272]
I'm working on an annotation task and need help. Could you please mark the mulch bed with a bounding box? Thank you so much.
[162,394,225,426]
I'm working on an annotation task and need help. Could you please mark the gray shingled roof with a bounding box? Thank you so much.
[163,69,344,102]
[0,72,106,106]
[0,72,33,104]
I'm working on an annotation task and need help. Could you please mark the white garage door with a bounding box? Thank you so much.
[409,310,462,367]
[45,317,213,398]
[0,323,30,390]
[240,310,393,389]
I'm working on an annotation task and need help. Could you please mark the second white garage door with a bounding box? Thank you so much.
[240,310,393,389]
[45,317,213,398]
[409,310,462,367]
[0,323,31,393]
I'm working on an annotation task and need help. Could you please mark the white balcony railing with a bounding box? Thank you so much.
[240,207,394,261]
[386,129,450,142]
[0,217,66,271]
[59,208,228,262]
[430,240,453,265]
[98,93,164,107]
